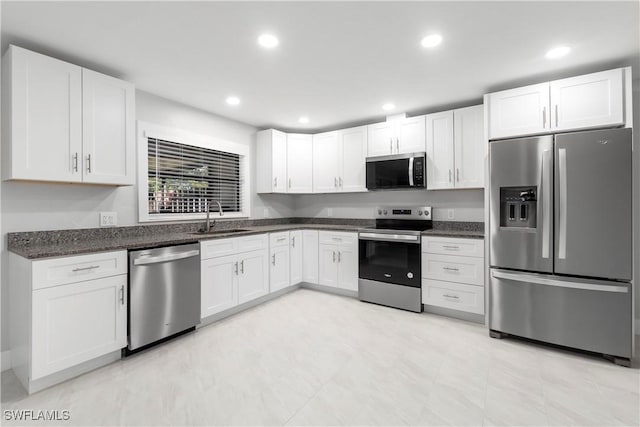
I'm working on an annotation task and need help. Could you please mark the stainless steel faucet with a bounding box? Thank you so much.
[205,200,224,232]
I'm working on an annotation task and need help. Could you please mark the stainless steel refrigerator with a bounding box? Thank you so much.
[489,127,633,365]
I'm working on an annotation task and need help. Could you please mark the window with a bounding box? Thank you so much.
[138,122,250,222]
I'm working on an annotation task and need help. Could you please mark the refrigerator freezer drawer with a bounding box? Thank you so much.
[489,269,632,358]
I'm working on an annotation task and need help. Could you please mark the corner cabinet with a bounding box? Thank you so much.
[2,45,135,185]
[9,251,128,393]
[367,115,426,157]
[487,67,628,140]
[426,105,484,190]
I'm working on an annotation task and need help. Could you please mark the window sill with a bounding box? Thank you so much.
[140,212,249,223]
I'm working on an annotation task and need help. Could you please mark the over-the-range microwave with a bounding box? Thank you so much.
[365,152,426,190]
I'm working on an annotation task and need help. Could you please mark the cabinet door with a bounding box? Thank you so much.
[201,254,238,318]
[397,115,426,154]
[313,131,340,193]
[290,231,303,285]
[31,275,127,380]
[550,69,624,132]
[7,46,82,182]
[81,69,135,185]
[318,244,339,288]
[337,243,359,291]
[272,130,288,193]
[367,122,394,157]
[338,126,367,192]
[302,230,319,284]
[426,111,455,189]
[488,82,550,139]
[453,105,485,189]
[286,134,313,193]
[238,250,269,304]
[269,245,290,292]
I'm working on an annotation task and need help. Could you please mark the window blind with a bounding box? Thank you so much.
[147,137,242,215]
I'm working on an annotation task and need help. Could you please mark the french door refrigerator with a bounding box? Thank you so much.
[489,127,633,365]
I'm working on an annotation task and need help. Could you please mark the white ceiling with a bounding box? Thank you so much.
[2,1,639,132]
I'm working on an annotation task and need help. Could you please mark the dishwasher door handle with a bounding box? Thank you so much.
[133,250,200,265]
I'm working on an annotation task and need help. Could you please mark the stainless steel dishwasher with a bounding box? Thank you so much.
[128,243,200,352]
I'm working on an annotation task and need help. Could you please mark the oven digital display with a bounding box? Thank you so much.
[392,209,412,215]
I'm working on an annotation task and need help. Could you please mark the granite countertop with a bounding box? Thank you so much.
[8,218,484,259]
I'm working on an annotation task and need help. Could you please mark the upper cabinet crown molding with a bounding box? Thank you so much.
[2,45,135,186]
[487,67,630,140]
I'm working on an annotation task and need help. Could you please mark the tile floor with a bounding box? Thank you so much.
[2,288,639,426]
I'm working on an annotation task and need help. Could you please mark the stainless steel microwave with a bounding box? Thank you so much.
[365,152,426,190]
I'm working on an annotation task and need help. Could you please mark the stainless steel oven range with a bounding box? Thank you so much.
[358,206,432,312]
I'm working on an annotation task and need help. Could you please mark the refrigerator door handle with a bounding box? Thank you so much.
[491,270,628,293]
[558,148,568,259]
[541,149,552,259]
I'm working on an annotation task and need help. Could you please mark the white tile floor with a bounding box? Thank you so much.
[2,288,639,426]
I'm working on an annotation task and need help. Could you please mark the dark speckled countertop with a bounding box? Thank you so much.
[8,218,484,259]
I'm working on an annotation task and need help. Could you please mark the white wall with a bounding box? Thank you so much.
[293,189,484,221]
[0,90,295,352]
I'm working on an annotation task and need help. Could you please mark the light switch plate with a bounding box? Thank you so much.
[100,212,117,227]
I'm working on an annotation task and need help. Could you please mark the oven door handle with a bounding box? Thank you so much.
[359,232,420,243]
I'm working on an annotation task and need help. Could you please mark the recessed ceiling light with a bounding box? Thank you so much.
[421,34,443,48]
[258,34,279,48]
[382,103,396,111]
[298,116,309,124]
[225,96,240,106]
[545,46,571,59]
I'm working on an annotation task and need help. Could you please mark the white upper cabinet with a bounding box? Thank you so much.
[550,69,624,132]
[313,131,340,193]
[286,134,313,193]
[426,111,455,190]
[82,69,135,185]
[426,105,484,190]
[487,67,628,140]
[2,45,134,185]
[367,116,426,157]
[487,82,550,140]
[453,105,485,189]
[313,126,367,194]
[256,129,288,193]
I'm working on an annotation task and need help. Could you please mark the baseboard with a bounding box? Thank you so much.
[300,282,358,298]
[423,304,485,324]
[1,350,11,372]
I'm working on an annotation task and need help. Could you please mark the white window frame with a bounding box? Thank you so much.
[137,121,251,222]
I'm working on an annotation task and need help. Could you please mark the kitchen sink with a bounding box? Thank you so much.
[191,229,251,236]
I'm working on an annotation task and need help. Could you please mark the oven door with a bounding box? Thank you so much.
[366,153,425,190]
[358,233,421,287]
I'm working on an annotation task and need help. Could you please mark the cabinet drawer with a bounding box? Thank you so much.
[422,236,484,258]
[319,231,357,246]
[237,234,267,253]
[422,279,485,315]
[201,238,237,259]
[422,253,484,286]
[32,251,127,290]
[269,232,290,248]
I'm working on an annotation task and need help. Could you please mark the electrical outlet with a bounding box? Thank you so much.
[447,209,455,220]
[100,212,117,227]
[327,208,333,217]
[263,207,270,218]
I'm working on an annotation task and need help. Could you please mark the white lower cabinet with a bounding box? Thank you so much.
[302,230,319,284]
[289,230,303,285]
[9,250,128,393]
[269,232,291,292]
[32,275,127,379]
[318,231,358,291]
[201,235,269,318]
[422,236,485,315]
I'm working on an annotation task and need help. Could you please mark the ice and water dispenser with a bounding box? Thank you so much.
[499,187,537,228]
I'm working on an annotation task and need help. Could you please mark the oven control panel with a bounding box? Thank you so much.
[375,206,432,220]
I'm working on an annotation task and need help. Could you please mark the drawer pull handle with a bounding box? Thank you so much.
[442,245,460,250]
[442,266,460,272]
[331,237,342,241]
[72,265,100,272]
[443,294,459,300]
[277,237,287,242]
